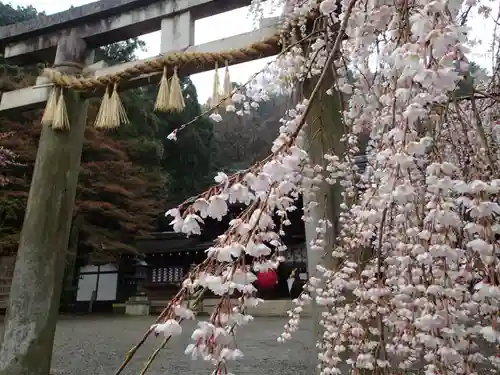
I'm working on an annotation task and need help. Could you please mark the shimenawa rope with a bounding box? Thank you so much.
[42,36,281,91]
[40,34,281,130]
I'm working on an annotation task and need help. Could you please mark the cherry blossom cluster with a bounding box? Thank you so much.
[157,96,325,372]
[152,0,500,374]
[303,0,500,375]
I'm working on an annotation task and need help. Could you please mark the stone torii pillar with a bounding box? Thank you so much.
[0,32,92,375]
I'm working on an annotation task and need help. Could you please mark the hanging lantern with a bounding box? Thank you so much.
[256,270,277,289]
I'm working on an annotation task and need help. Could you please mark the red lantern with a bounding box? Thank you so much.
[256,270,278,289]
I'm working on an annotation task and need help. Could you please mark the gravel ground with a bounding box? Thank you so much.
[0,315,315,375]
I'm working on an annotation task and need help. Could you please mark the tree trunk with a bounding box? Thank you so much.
[0,33,91,375]
[302,72,344,360]
[299,16,345,374]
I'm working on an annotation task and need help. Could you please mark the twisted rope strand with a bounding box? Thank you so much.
[41,35,281,91]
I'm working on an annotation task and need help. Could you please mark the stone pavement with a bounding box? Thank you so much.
[0,316,315,375]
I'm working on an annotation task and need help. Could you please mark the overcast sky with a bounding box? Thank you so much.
[6,1,499,102]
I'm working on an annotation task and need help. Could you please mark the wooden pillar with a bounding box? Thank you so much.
[0,32,92,375]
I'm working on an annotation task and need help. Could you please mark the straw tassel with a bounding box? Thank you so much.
[223,61,232,106]
[210,61,221,109]
[154,66,170,112]
[109,82,129,127]
[94,85,112,129]
[41,86,58,126]
[51,87,70,130]
[94,83,129,129]
[168,66,185,112]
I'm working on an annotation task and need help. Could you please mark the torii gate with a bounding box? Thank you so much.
[0,1,281,374]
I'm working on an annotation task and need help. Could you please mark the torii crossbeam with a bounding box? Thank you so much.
[0,0,253,63]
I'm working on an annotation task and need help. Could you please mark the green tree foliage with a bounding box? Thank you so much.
[158,79,215,198]
[454,61,490,98]
[0,3,43,90]
[110,79,215,200]
[210,85,291,173]
[97,39,147,64]
[0,3,39,25]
